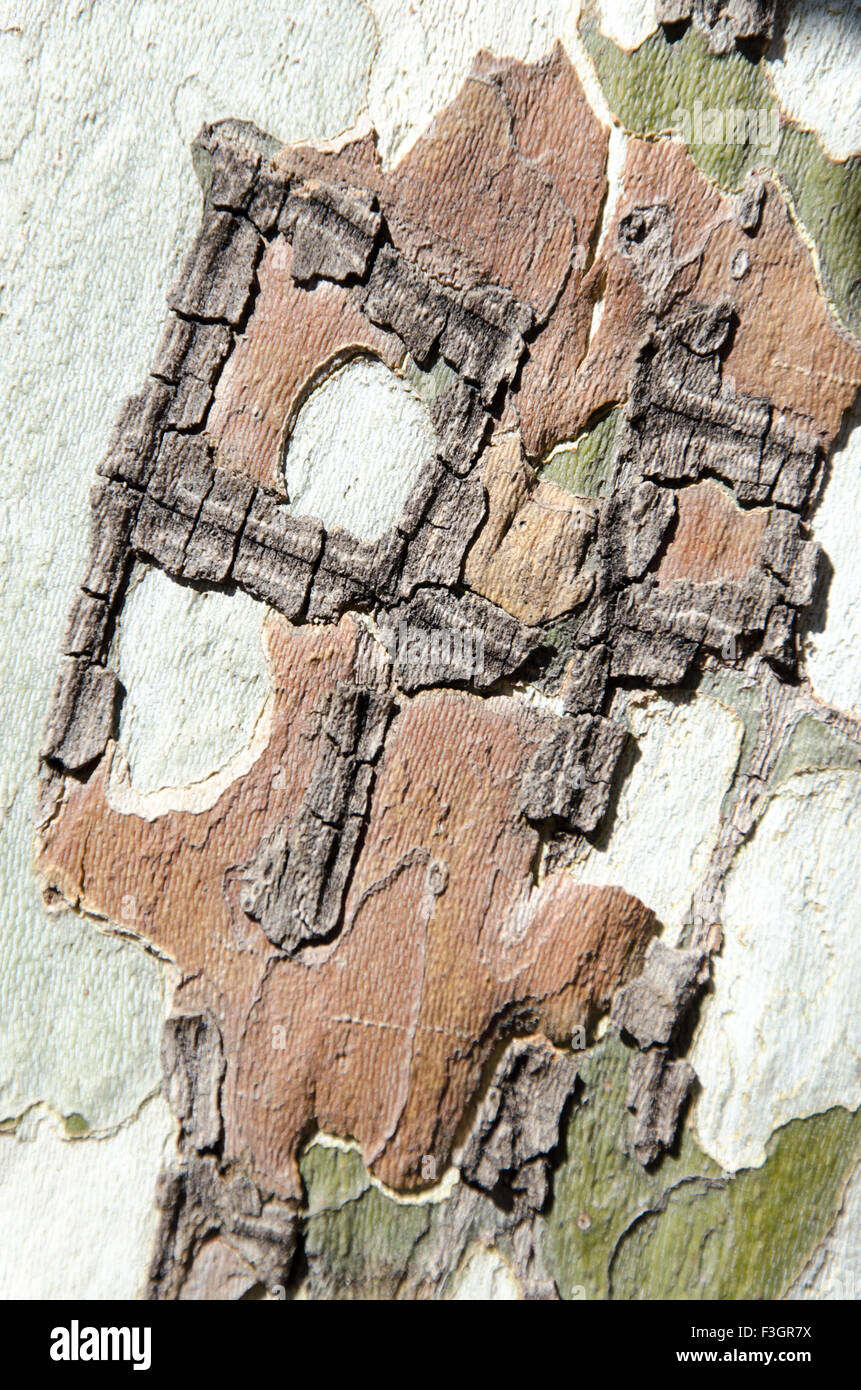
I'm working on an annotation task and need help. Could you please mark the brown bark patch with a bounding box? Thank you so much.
[658,480,770,584]
[465,429,597,623]
[207,237,403,492]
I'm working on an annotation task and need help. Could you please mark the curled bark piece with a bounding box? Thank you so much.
[42,657,119,773]
[622,309,822,511]
[362,245,449,363]
[131,433,216,574]
[457,1037,580,1213]
[231,497,323,619]
[183,468,255,584]
[399,468,487,595]
[238,684,393,952]
[626,1048,696,1166]
[282,181,381,284]
[168,210,262,327]
[97,380,173,490]
[381,586,541,692]
[520,713,627,833]
[598,480,676,586]
[429,377,489,477]
[162,1014,226,1153]
[656,0,775,53]
[736,172,766,234]
[612,939,704,1048]
[146,1156,297,1302]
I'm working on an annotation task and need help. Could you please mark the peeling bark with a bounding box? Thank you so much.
[656,1,776,54]
[34,38,861,1298]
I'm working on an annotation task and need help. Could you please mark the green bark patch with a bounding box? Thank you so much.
[541,1033,721,1300]
[299,1141,371,1217]
[303,1182,432,1299]
[610,1106,860,1299]
[539,409,620,499]
[542,1033,859,1300]
[299,1142,435,1298]
[298,1042,858,1299]
[403,353,459,406]
[770,712,861,791]
[299,1141,520,1299]
[582,18,774,188]
[777,128,861,339]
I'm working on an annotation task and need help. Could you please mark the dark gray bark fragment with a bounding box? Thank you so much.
[759,508,821,606]
[760,602,796,669]
[626,1047,696,1166]
[81,482,138,600]
[132,432,215,573]
[520,713,627,832]
[399,468,487,594]
[153,317,233,388]
[97,380,173,489]
[183,468,255,584]
[192,121,289,233]
[381,586,540,692]
[231,494,323,618]
[146,1156,296,1301]
[429,377,489,477]
[598,480,676,585]
[239,684,393,952]
[457,1038,579,1214]
[561,644,610,715]
[736,172,766,233]
[42,657,119,772]
[612,939,704,1048]
[397,458,446,539]
[62,591,111,661]
[440,284,533,405]
[609,623,697,685]
[611,567,785,674]
[247,172,288,236]
[656,0,775,52]
[362,245,530,403]
[168,210,261,327]
[282,181,381,283]
[305,527,388,620]
[207,141,260,212]
[152,317,233,429]
[622,309,821,511]
[162,1013,226,1153]
[362,245,449,362]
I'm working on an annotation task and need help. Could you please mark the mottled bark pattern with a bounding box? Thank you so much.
[35,38,861,1299]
